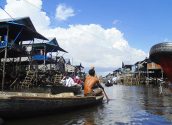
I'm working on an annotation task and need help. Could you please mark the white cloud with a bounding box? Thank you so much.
[55,4,75,21]
[0,0,50,31]
[0,0,147,75]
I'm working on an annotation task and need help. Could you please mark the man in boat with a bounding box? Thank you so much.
[112,75,117,84]
[84,66,104,96]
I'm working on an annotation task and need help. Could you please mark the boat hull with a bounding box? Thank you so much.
[105,83,113,87]
[149,42,172,82]
[0,92,103,118]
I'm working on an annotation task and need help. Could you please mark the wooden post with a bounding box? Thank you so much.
[161,69,163,79]
[29,40,34,70]
[50,52,52,70]
[19,41,22,71]
[2,26,9,91]
[147,68,149,86]
[44,44,46,71]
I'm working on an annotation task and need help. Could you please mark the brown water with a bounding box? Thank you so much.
[4,85,172,125]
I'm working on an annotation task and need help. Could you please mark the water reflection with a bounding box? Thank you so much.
[5,85,172,125]
[141,86,172,121]
[6,104,105,125]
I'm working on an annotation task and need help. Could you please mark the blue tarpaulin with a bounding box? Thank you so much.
[32,55,49,61]
[0,35,7,48]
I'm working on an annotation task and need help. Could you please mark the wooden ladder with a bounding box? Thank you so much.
[53,73,62,85]
[20,70,35,88]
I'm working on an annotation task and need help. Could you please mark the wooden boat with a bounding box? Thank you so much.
[0,91,104,118]
[105,82,113,87]
[149,42,172,82]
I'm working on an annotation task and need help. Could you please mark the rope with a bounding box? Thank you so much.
[0,6,15,21]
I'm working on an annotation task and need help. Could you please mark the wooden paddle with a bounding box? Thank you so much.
[97,76,109,102]
[103,89,109,103]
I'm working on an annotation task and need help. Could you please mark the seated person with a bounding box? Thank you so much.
[107,79,111,84]
[74,75,84,89]
[74,75,84,84]
[63,75,81,88]
[84,68,104,96]
[112,76,117,84]
[64,76,76,87]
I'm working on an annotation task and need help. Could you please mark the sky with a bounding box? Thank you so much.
[0,0,172,76]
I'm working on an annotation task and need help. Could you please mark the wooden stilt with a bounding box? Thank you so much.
[1,26,9,91]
